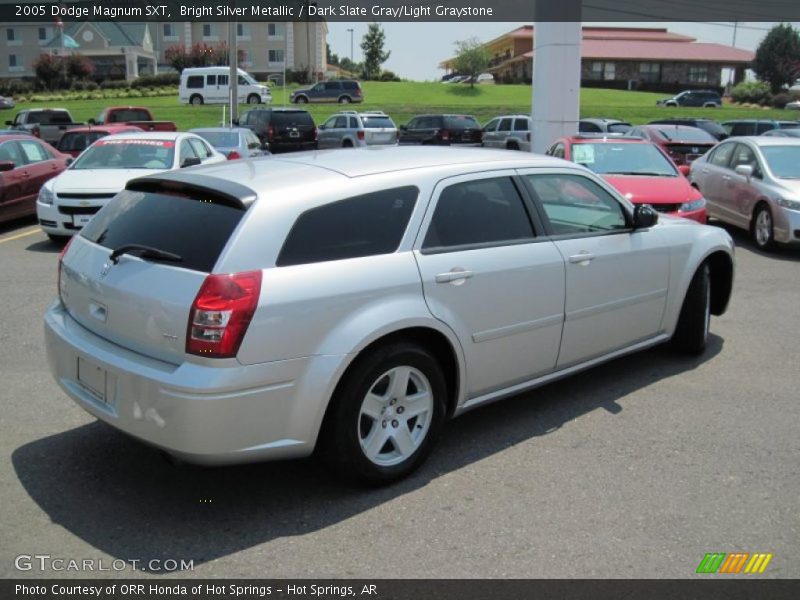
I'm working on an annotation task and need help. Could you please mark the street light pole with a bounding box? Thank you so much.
[347,28,354,63]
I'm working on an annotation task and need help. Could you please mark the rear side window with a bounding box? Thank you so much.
[514,118,530,131]
[186,76,204,89]
[342,81,359,90]
[81,190,245,272]
[272,112,314,127]
[423,178,535,250]
[708,143,735,167]
[277,187,418,267]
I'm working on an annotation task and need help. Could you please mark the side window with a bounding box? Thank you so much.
[179,140,198,164]
[730,144,759,173]
[349,117,359,128]
[526,174,628,235]
[277,187,419,267]
[405,119,419,129]
[514,118,529,131]
[324,82,340,91]
[186,76,204,89]
[423,177,535,250]
[417,117,435,129]
[548,143,565,159]
[19,140,49,163]
[708,143,735,168]
[579,121,602,133]
[756,123,772,135]
[246,131,261,149]
[206,75,217,86]
[730,123,749,136]
[0,141,23,165]
[189,138,212,159]
[238,75,249,86]
[483,119,499,132]
[218,75,228,86]
[498,119,512,132]
[333,116,348,129]
[322,116,338,129]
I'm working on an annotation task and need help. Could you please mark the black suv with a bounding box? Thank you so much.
[398,114,483,145]
[656,90,722,108]
[238,108,317,153]
[290,80,363,104]
[648,118,728,140]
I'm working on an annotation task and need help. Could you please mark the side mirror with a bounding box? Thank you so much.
[633,204,658,229]
[180,157,202,168]
[261,142,270,151]
[678,164,691,177]
[87,118,97,126]
[0,160,15,171]
[734,164,753,179]
[399,125,407,131]
[318,124,326,130]
[4,120,11,126]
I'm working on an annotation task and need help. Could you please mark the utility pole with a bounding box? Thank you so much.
[228,15,238,126]
[347,28,354,62]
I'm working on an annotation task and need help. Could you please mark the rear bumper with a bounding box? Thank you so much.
[44,301,345,464]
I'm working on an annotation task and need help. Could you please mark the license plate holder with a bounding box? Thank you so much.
[77,357,107,403]
[289,131,300,138]
[72,214,93,228]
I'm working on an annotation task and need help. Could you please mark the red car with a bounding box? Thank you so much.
[56,124,143,158]
[626,124,717,166]
[546,135,707,223]
[0,134,71,225]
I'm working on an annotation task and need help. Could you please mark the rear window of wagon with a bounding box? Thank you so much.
[81,190,245,272]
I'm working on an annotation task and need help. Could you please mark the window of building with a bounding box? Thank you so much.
[688,66,709,83]
[6,28,16,43]
[590,61,616,81]
[267,23,284,38]
[237,24,251,39]
[38,27,53,43]
[163,24,178,40]
[639,62,661,83]
[202,24,216,39]
[268,49,284,63]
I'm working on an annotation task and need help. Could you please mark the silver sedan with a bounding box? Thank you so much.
[690,137,800,250]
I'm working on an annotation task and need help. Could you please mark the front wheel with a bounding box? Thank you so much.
[294,96,308,104]
[189,94,203,106]
[318,343,447,485]
[671,263,710,355]
[338,96,352,104]
[752,204,775,251]
[247,94,260,104]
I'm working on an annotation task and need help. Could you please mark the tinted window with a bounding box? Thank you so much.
[323,82,340,91]
[362,116,394,128]
[277,187,418,267]
[729,123,751,136]
[106,109,150,123]
[187,76,204,89]
[756,123,773,134]
[194,131,239,148]
[708,143,735,167]
[333,116,347,128]
[579,121,602,133]
[58,131,107,153]
[206,75,217,86]
[28,111,70,125]
[342,81,359,90]
[778,122,800,130]
[271,112,314,127]
[513,118,530,132]
[527,174,627,235]
[81,190,245,273]
[423,178,534,250]
[445,116,480,130]
[498,119,512,132]
[218,75,228,86]
[0,140,23,164]
[483,119,499,132]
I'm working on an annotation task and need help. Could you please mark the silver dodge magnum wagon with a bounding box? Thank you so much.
[45,147,734,484]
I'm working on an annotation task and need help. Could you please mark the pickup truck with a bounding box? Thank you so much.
[89,106,177,132]
[5,109,85,145]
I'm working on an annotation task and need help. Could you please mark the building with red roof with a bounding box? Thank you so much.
[440,26,754,90]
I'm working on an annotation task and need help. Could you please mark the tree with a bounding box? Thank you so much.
[326,43,339,66]
[165,43,244,73]
[33,54,63,90]
[451,37,491,88]
[360,23,390,80]
[753,23,800,94]
[65,54,94,80]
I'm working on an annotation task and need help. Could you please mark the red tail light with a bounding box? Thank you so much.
[32,126,41,138]
[227,150,242,160]
[313,128,318,141]
[57,237,75,304]
[186,271,262,359]
[438,129,450,141]
[267,124,275,141]
[357,130,365,141]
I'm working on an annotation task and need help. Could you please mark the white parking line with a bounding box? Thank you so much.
[0,227,42,244]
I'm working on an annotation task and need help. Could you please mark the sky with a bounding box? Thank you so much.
[326,21,800,81]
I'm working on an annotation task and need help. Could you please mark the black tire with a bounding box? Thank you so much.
[507,141,520,151]
[247,94,260,105]
[318,342,447,486]
[671,263,710,355]
[338,96,352,104]
[189,94,203,106]
[294,96,308,104]
[47,233,69,244]
[751,203,776,251]
[342,140,354,148]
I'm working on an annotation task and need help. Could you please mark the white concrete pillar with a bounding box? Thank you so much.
[531,22,582,153]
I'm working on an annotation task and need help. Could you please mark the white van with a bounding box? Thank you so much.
[179,67,272,105]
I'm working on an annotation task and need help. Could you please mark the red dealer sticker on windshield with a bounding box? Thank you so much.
[95,139,175,147]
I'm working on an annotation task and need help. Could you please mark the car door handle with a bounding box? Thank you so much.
[722,175,731,181]
[568,253,596,264]
[435,269,473,284]
[701,168,709,174]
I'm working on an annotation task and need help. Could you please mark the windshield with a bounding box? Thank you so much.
[193,131,239,148]
[58,131,107,153]
[71,139,175,170]
[572,143,677,176]
[761,146,800,179]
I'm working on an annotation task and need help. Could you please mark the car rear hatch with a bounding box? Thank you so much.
[664,143,714,164]
[445,116,482,143]
[362,115,397,145]
[271,111,316,145]
[59,176,254,364]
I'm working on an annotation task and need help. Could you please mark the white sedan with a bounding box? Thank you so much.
[37,132,226,241]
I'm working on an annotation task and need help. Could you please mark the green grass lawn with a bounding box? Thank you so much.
[8,81,795,131]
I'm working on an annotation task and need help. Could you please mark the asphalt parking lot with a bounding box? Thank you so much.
[1,217,798,579]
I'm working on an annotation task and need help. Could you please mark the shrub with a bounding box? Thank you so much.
[771,92,791,108]
[99,79,129,90]
[131,73,179,88]
[379,70,401,82]
[730,81,772,105]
